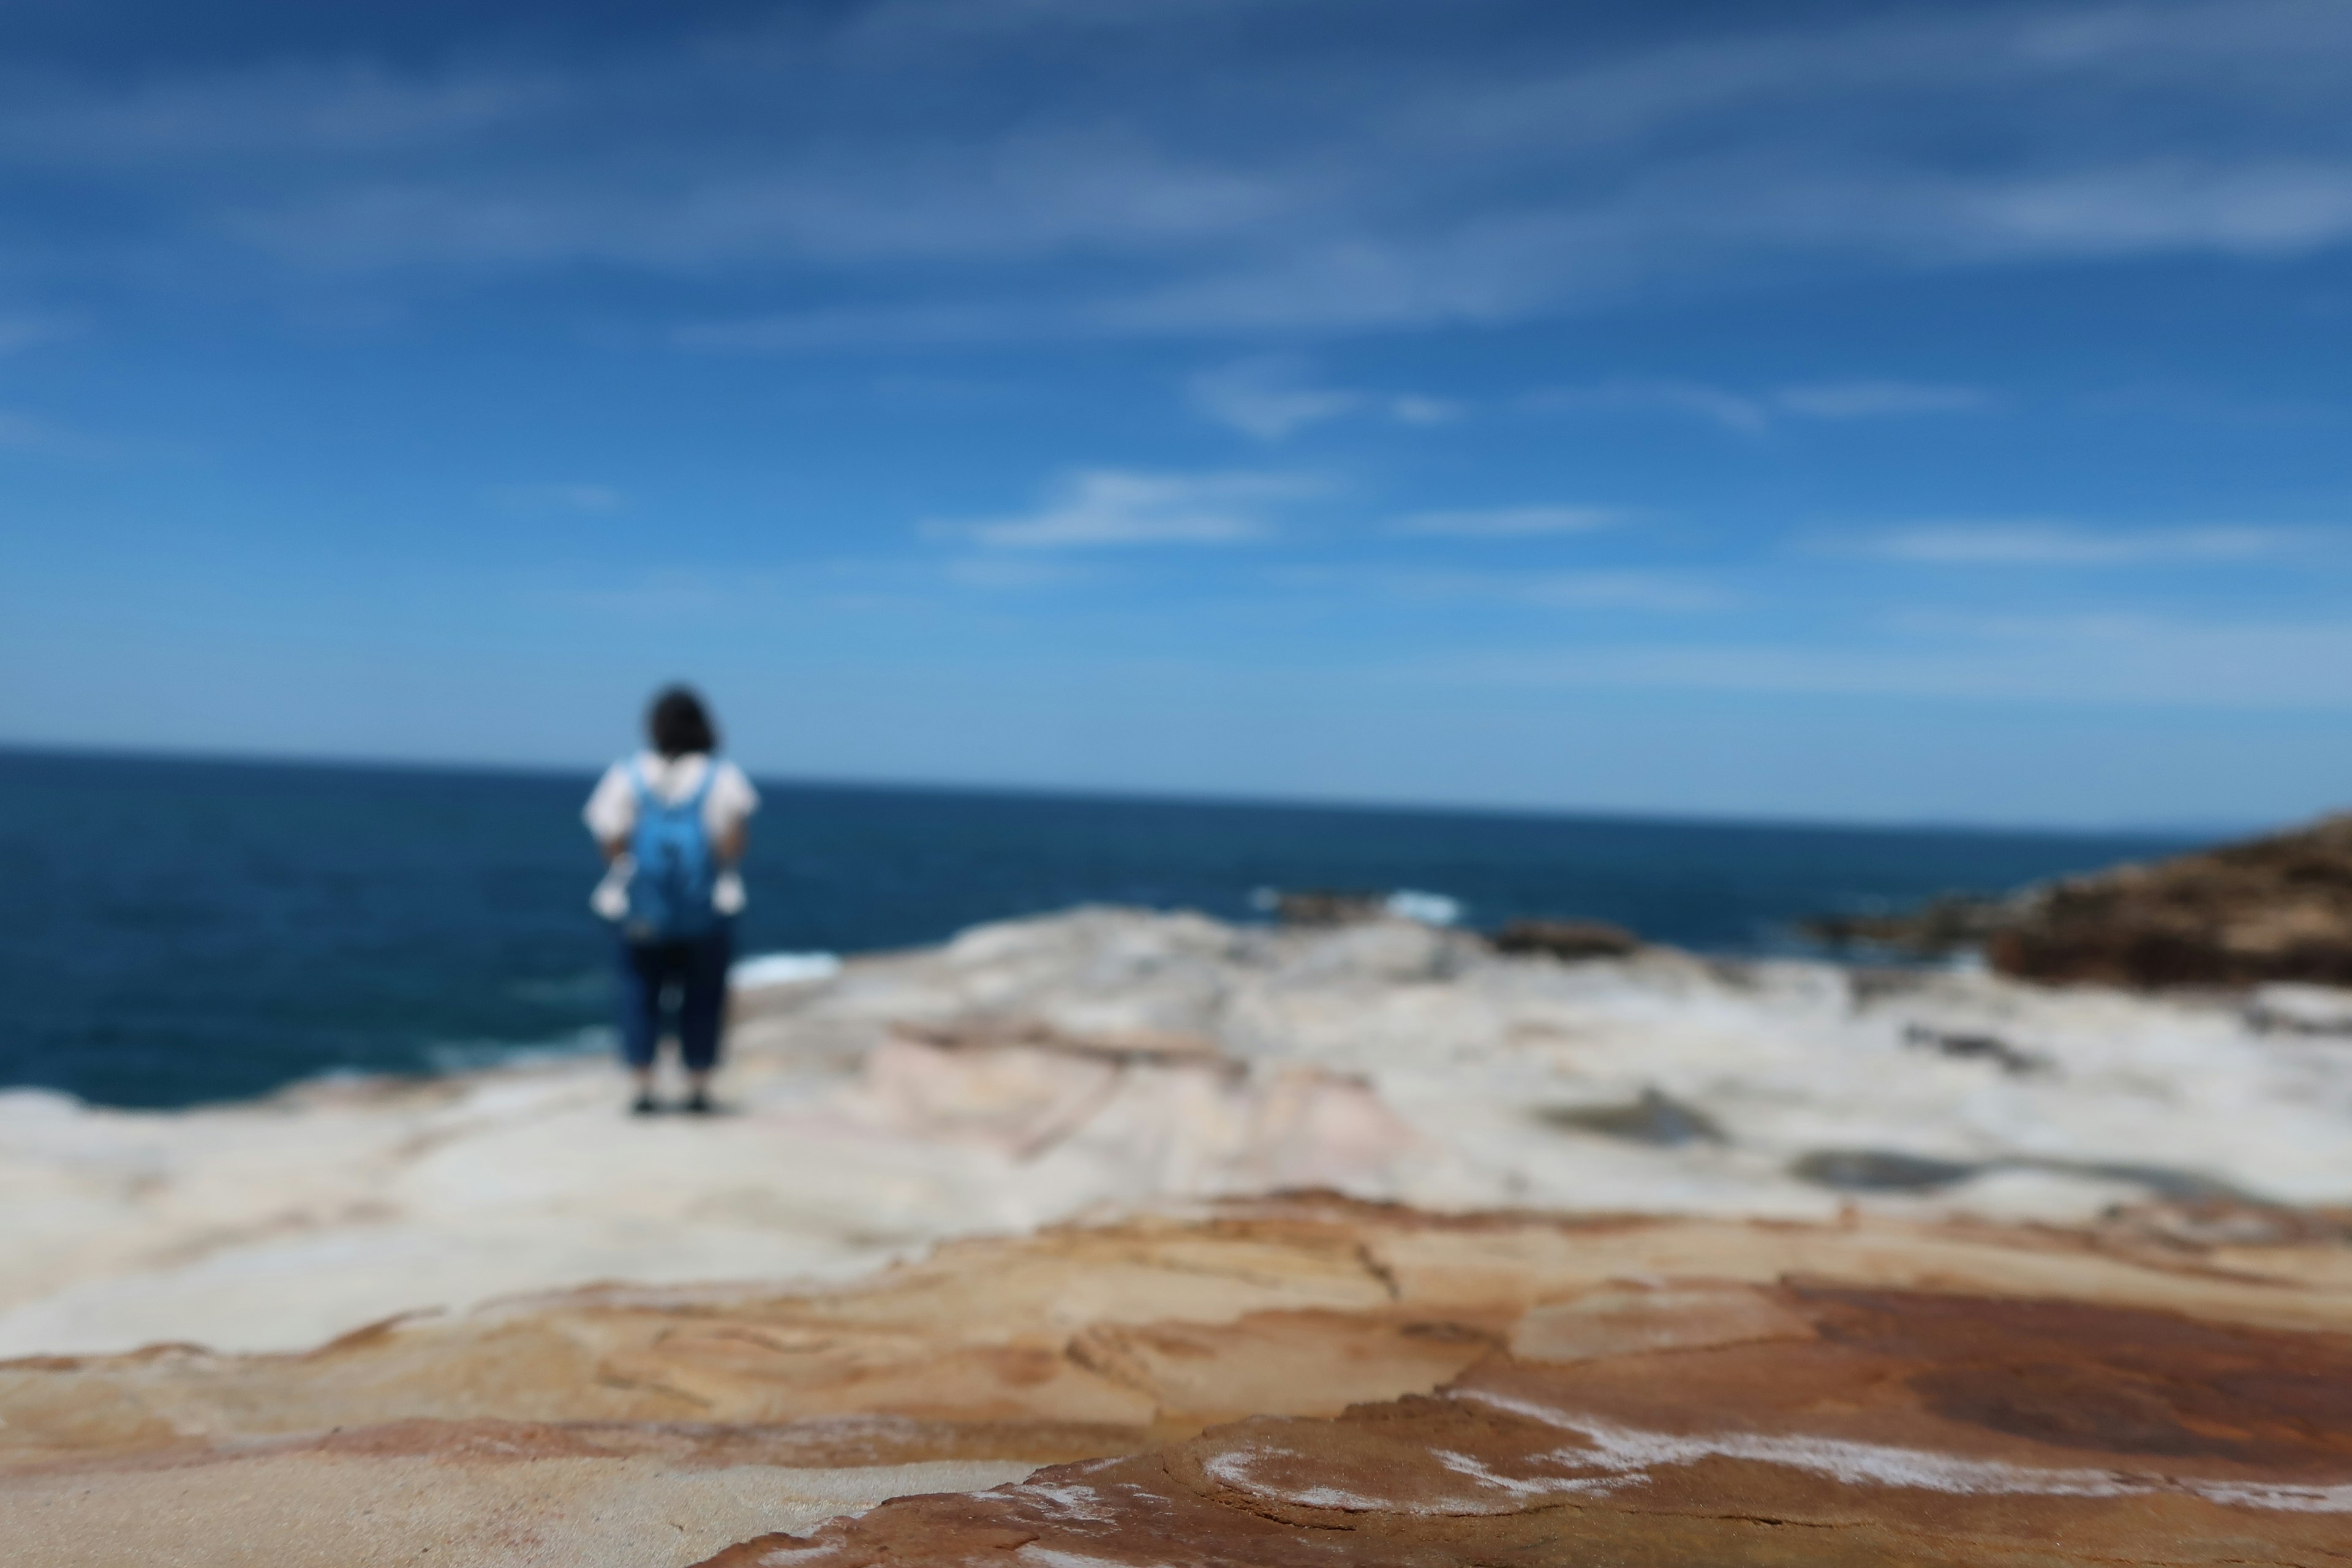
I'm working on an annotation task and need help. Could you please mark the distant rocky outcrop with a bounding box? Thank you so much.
[1807,814,2352,989]
[9,1196,2350,1568]
[1989,813,2352,987]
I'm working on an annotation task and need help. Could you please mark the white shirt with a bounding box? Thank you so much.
[583,752,760,919]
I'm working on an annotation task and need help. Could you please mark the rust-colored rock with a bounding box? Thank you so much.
[699,1278,2352,1568]
[8,1196,2352,1567]
[1799,813,2352,988]
[1988,813,2352,986]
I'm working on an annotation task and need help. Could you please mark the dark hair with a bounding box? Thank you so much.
[647,685,718,759]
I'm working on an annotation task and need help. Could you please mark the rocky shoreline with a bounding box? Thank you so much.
[5,905,2350,1565]
[9,907,2352,1357]
[1808,812,2352,989]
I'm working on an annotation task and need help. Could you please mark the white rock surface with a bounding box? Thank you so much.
[3,907,2348,1357]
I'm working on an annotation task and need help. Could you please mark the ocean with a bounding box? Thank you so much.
[0,747,2203,1109]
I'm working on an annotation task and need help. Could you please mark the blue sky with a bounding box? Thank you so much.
[2,0,2350,827]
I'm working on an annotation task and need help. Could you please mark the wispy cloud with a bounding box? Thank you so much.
[1186,356,1460,440]
[1537,378,1989,432]
[930,468,1318,550]
[491,482,627,514]
[1187,357,1361,440]
[1388,394,1465,426]
[1847,522,2320,564]
[0,408,109,457]
[1389,505,1624,538]
[1773,381,1990,418]
[13,1,2352,341]
[0,315,74,355]
[943,556,1096,590]
[1390,568,1724,613]
[1439,614,2352,709]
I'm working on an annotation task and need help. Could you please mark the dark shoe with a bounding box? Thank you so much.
[684,1088,714,1115]
[631,1092,659,1116]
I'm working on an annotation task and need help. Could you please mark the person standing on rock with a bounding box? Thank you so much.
[584,686,760,1115]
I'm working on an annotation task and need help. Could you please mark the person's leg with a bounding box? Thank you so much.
[676,921,733,1112]
[614,938,663,1112]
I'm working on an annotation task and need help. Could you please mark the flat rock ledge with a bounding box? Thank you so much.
[7,1194,2351,1567]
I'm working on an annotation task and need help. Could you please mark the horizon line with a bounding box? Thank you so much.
[0,736,2251,844]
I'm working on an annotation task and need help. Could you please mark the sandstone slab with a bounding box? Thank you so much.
[7,1196,2351,1567]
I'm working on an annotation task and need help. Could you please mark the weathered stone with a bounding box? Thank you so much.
[722,1280,2352,1567]
[1821,813,2352,988]
[12,906,2352,1360]
[7,1196,2352,1567]
[1989,813,2352,986]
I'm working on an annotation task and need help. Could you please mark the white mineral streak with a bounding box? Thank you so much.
[1200,1447,1396,1512]
[2,908,2348,1357]
[1452,1388,2352,1513]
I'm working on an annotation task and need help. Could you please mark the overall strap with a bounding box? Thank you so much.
[633,755,713,816]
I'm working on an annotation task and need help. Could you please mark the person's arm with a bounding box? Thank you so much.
[711,764,755,865]
[584,764,635,863]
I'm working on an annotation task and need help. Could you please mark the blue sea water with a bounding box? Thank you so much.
[0,747,2204,1110]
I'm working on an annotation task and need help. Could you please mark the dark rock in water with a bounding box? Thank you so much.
[1801,892,2016,959]
[1490,918,1641,960]
[1987,813,2352,987]
[1536,1087,1723,1147]
[1268,889,1392,926]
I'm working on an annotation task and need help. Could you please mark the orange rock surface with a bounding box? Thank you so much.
[6,1196,2350,1567]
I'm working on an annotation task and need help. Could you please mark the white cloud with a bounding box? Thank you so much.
[1439,614,2352,709]
[1391,568,1722,613]
[1387,394,1466,426]
[1956,160,2352,261]
[1534,380,1770,432]
[492,482,628,513]
[0,410,61,449]
[1186,356,1461,440]
[932,467,1317,549]
[1187,356,1361,440]
[0,315,72,355]
[20,2,2347,341]
[1850,522,2318,565]
[1771,380,1989,418]
[0,409,107,456]
[0,0,2349,418]
[1538,377,1988,432]
[1389,505,1624,538]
